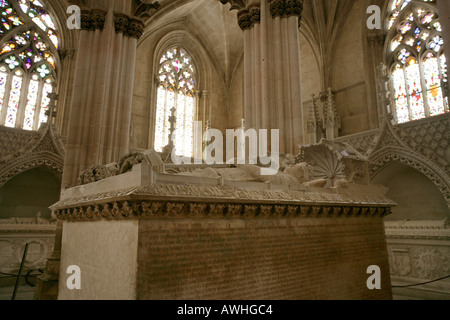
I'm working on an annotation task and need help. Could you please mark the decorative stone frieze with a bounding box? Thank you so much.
[52,197,392,222]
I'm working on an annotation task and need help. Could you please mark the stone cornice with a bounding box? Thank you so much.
[50,184,394,222]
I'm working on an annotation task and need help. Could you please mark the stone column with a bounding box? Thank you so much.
[223,0,305,155]
[61,0,144,188]
[366,31,385,127]
[437,0,450,64]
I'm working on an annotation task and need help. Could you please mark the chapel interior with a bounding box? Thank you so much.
[0,0,449,300]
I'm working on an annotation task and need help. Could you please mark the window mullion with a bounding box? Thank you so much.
[0,71,13,125]
[34,79,44,130]
[418,57,431,117]
[15,72,29,129]
[438,51,449,113]
[164,87,168,146]
[403,66,413,122]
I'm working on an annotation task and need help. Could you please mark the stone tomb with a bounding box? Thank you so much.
[51,141,395,300]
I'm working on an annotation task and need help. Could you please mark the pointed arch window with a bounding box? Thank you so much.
[386,0,448,124]
[154,47,196,157]
[0,0,59,131]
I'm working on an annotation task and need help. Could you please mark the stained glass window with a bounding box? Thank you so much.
[0,0,58,131]
[154,47,196,157]
[386,0,449,123]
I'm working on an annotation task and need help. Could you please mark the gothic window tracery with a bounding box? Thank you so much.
[154,47,196,157]
[386,0,448,124]
[0,0,58,131]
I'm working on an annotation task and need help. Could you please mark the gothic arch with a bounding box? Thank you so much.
[370,146,450,209]
[148,29,225,149]
[0,151,63,188]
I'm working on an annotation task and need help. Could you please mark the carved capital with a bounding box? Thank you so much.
[127,18,145,39]
[285,0,303,17]
[269,0,303,19]
[91,9,107,30]
[249,4,261,25]
[367,31,385,46]
[80,9,106,31]
[269,0,285,18]
[80,9,93,31]
[114,13,130,34]
[237,9,252,31]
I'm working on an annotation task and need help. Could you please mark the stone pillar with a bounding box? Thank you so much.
[366,30,385,127]
[437,0,450,64]
[224,0,305,155]
[61,0,144,188]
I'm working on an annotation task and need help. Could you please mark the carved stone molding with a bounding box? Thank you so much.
[53,198,392,222]
[50,182,395,222]
[385,219,450,240]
